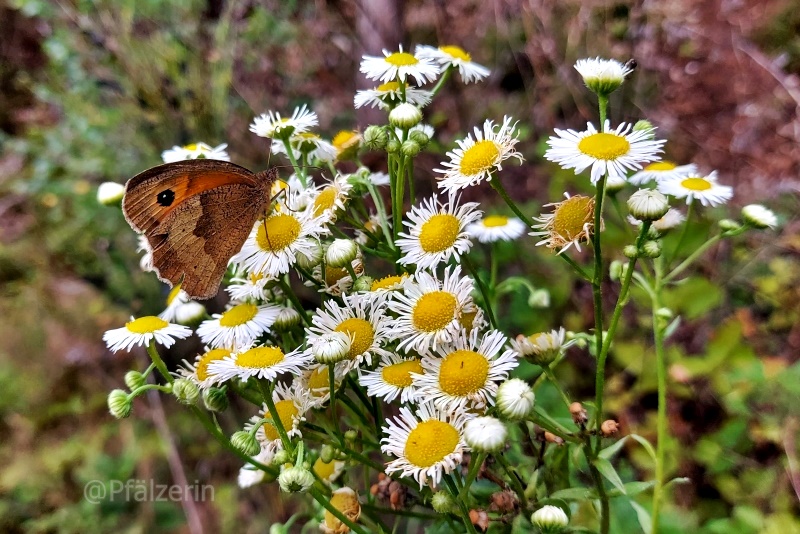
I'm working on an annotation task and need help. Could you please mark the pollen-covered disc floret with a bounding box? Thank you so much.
[434,116,523,193]
[544,120,665,184]
[196,302,281,349]
[354,81,433,110]
[305,294,393,368]
[103,316,192,353]
[412,328,519,412]
[463,416,507,452]
[208,344,311,384]
[231,210,329,278]
[388,266,476,356]
[381,402,473,488]
[161,142,230,163]
[574,57,633,95]
[466,214,526,243]
[396,194,481,269]
[415,45,490,84]
[531,194,599,254]
[250,104,318,140]
[360,45,440,86]
[657,170,733,207]
[359,354,424,403]
[628,161,697,186]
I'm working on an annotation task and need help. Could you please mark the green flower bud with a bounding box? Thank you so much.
[385,138,401,154]
[633,119,655,135]
[623,245,639,258]
[108,389,132,419]
[363,125,388,150]
[202,386,229,412]
[320,445,336,464]
[431,492,455,514]
[718,219,741,232]
[172,378,200,405]
[274,307,302,330]
[408,129,430,147]
[352,275,374,293]
[124,370,146,391]
[325,239,359,268]
[273,449,291,466]
[231,431,261,457]
[401,140,421,158]
[296,242,323,270]
[344,429,358,442]
[641,240,662,258]
[656,307,674,321]
[609,260,623,282]
[388,103,422,129]
[278,465,314,493]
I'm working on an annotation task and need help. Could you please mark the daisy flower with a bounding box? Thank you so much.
[303,173,352,224]
[412,329,519,412]
[466,214,526,243]
[231,211,329,278]
[161,142,230,163]
[313,457,346,486]
[296,363,348,409]
[628,161,697,185]
[574,57,634,95]
[158,286,205,324]
[396,194,481,270]
[305,294,393,368]
[510,327,569,366]
[359,354,424,403]
[388,266,476,355]
[271,132,337,164]
[245,382,311,451]
[250,104,318,140]
[415,45,490,84]
[657,170,733,207]
[196,302,280,349]
[225,271,278,302]
[208,344,311,384]
[381,403,473,488]
[360,45,440,86]
[354,81,433,109]
[103,316,192,353]
[544,120,666,184]
[307,255,365,296]
[530,194,599,253]
[176,348,233,390]
[434,116,523,193]
[332,130,362,161]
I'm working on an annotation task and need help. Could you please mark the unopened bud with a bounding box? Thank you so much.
[325,239,358,268]
[278,465,314,493]
[408,129,430,147]
[202,386,229,412]
[273,449,291,466]
[656,307,673,321]
[623,245,639,258]
[296,242,323,270]
[108,389,132,419]
[363,125,388,150]
[389,103,422,129]
[401,140,421,158]
[641,240,662,258]
[601,420,620,436]
[172,378,199,405]
[124,370,146,391]
[431,492,455,513]
[385,138,401,154]
[544,432,565,445]
[344,429,358,442]
[231,431,261,457]
[569,402,588,425]
[609,260,623,282]
[531,505,569,533]
[352,275,374,292]
[718,219,741,232]
[320,445,336,464]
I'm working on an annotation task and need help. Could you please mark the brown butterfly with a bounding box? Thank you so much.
[122,159,277,300]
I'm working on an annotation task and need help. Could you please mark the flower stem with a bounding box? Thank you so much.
[461,254,498,329]
[281,138,306,188]
[328,364,338,437]
[651,261,667,533]
[444,474,478,534]
[495,452,529,511]
[257,380,294,454]
[278,276,311,326]
[543,366,572,409]
[146,341,174,385]
[429,67,453,98]
[459,452,486,499]
[591,174,608,431]
[490,176,534,227]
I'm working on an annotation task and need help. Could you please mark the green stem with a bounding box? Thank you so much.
[129,384,173,397]
[585,440,611,534]
[668,200,694,266]
[663,234,720,283]
[360,503,439,520]
[651,261,667,533]
[309,485,369,534]
[281,138,306,187]
[460,452,486,499]
[490,176,534,227]
[591,174,608,431]
[328,364,338,438]
[278,276,311,326]
[365,181,395,251]
[461,254,498,329]
[429,67,453,98]
[146,341,174,384]
[543,367,571,409]
[495,452,529,512]
[444,475,478,534]
[393,156,406,243]
[257,380,294,454]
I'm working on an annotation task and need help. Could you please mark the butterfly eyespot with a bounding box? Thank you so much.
[157,189,176,207]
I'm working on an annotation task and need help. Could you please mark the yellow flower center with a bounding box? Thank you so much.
[680,177,712,191]
[324,489,361,530]
[378,81,401,92]
[438,350,489,396]
[262,399,297,441]
[334,318,374,359]
[482,215,509,228]
[404,420,460,467]
[196,348,231,381]
[332,130,359,149]
[644,161,676,171]
[459,309,478,330]
[313,458,340,481]
[385,51,418,66]
[183,143,198,151]
[577,132,631,160]
[439,45,471,61]
[371,274,406,291]
[166,284,183,305]
[219,303,258,327]
[235,346,285,368]
[126,316,168,334]
[412,291,457,332]
[324,265,349,285]
[307,365,332,396]
[256,213,301,252]
[313,186,338,217]
[459,140,499,176]
[553,196,594,240]
[249,271,265,283]
[381,359,424,388]
[419,214,460,253]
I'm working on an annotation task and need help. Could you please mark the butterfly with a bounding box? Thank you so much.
[122,159,277,300]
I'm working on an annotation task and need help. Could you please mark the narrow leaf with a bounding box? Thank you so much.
[630,499,652,533]
[593,457,626,494]
[630,433,657,462]
[599,435,629,460]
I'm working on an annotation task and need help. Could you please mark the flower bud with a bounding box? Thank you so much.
[574,57,632,96]
[325,239,359,268]
[274,307,302,330]
[431,492,455,514]
[741,204,777,230]
[601,420,620,436]
[633,120,656,137]
[172,378,200,405]
[718,219,741,232]
[97,182,125,206]
[531,505,569,533]
[408,129,430,147]
[641,240,662,258]
[363,125,388,150]
[623,245,639,258]
[231,431,261,457]
[273,449,291,466]
[320,445,336,464]
[385,138,401,154]
[175,301,206,325]
[352,275,374,292]
[569,402,588,425]
[278,465,315,493]
[124,370,146,391]
[296,241,323,270]
[528,288,550,309]
[609,260,623,282]
[389,103,422,129]
[203,386,229,412]
[496,378,535,421]
[464,416,507,452]
[108,389,132,419]
[544,432,565,445]
[344,429,358,442]
[627,189,669,221]
[311,332,352,364]
[401,139,421,158]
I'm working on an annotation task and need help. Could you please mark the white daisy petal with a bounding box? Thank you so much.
[197,302,281,349]
[360,46,440,86]
[657,170,733,207]
[359,354,424,404]
[103,316,192,353]
[162,142,230,163]
[415,45,490,84]
[465,215,526,243]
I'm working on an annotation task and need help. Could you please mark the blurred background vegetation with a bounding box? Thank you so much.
[1,0,799,532]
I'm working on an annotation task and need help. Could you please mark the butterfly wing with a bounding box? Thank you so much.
[123,160,275,299]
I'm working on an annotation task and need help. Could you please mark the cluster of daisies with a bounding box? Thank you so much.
[100,49,778,532]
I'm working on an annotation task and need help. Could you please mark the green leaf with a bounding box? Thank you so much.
[607,481,656,498]
[599,436,629,460]
[630,434,657,463]
[630,499,652,533]
[593,457,626,494]
[549,487,592,501]
[664,476,691,489]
